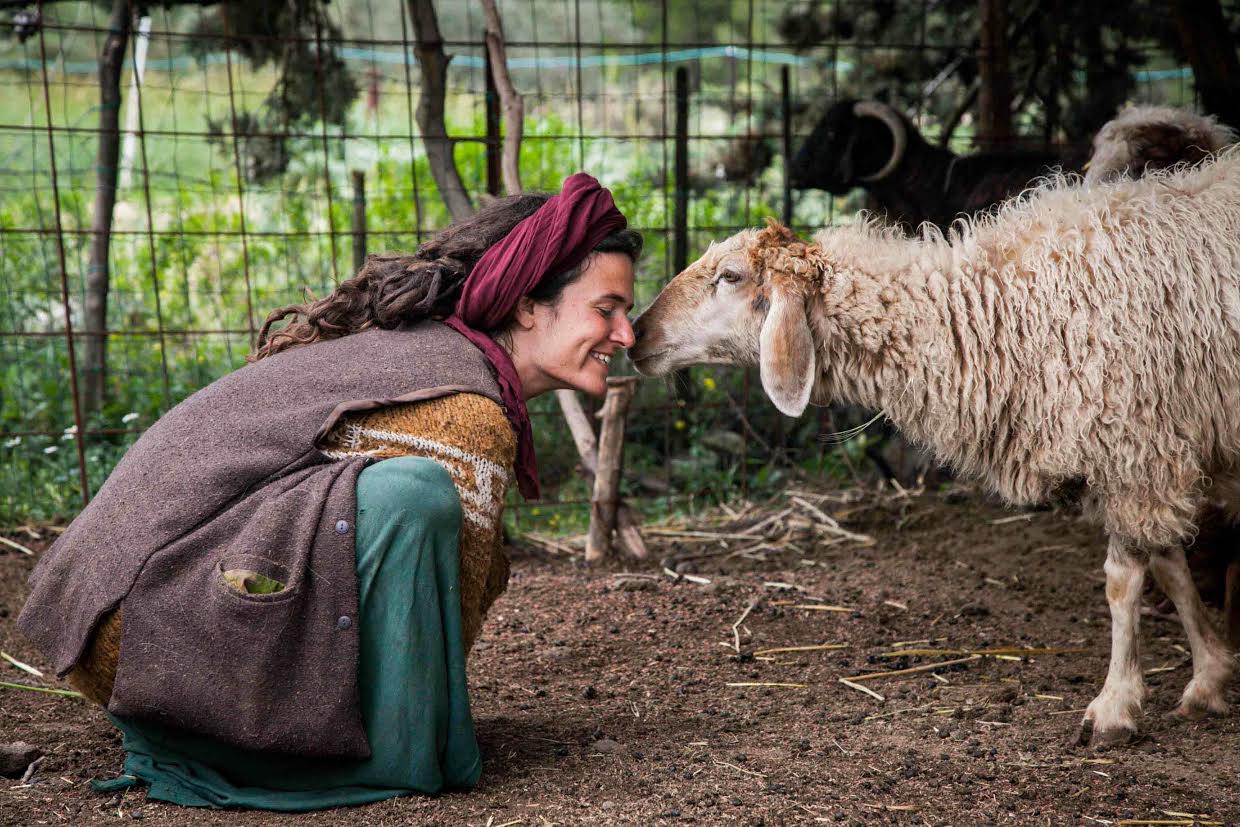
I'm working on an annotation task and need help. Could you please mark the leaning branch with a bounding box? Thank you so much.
[479,0,523,195]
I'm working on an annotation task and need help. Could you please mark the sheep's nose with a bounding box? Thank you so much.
[630,314,646,343]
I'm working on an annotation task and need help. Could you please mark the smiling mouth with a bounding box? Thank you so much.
[589,351,612,366]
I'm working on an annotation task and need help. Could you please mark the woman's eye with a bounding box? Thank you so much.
[597,306,615,317]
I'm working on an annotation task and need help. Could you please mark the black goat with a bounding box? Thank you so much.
[789,99,1078,231]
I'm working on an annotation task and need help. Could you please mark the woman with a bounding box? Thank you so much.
[17,173,640,809]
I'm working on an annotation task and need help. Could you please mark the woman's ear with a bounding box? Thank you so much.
[759,287,816,416]
[512,296,538,331]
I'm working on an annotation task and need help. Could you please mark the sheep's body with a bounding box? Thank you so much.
[631,150,1240,747]
[811,154,1240,547]
[1086,106,1236,184]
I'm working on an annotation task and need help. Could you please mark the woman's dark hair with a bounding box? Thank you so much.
[251,194,642,361]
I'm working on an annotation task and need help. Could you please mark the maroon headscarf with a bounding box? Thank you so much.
[443,173,627,500]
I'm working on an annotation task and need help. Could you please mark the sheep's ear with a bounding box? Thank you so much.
[759,287,816,417]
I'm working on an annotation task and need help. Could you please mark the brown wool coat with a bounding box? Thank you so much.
[17,322,503,759]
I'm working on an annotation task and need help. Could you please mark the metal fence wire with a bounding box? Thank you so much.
[0,0,1216,531]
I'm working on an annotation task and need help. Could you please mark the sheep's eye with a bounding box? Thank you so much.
[718,269,742,285]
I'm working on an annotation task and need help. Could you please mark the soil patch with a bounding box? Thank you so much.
[2,485,1237,825]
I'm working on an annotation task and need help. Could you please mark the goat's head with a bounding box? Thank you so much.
[630,220,819,417]
[788,100,910,192]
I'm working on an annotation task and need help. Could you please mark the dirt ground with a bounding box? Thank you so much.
[2,482,1238,826]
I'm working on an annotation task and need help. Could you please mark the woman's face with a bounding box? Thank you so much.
[509,252,636,399]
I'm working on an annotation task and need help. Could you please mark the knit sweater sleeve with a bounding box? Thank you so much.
[319,392,517,653]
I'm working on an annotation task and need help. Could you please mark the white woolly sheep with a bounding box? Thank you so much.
[630,150,1240,748]
[1086,106,1236,184]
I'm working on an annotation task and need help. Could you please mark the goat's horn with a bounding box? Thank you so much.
[853,101,908,183]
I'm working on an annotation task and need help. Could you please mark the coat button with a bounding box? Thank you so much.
[335,519,350,535]
[336,615,352,630]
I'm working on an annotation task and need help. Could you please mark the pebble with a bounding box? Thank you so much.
[0,742,42,778]
[590,738,624,754]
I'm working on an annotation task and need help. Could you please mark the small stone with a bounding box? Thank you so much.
[990,685,1019,703]
[613,577,657,592]
[591,738,623,754]
[582,685,598,700]
[0,742,42,778]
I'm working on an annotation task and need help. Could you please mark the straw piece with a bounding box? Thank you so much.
[714,759,767,778]
[990,512,1036,525]
[0,680,83,698]
[838,678,885,701]
[1,652,43,678]
[0,536,35,556]
[752,644,847,656]
[876,646,1084,658]
[790,604,855,613]
[662,567,711,585]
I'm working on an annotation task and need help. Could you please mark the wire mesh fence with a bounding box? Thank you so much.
[0,0,1218,531]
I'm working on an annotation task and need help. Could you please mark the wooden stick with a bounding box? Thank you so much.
[731,598,760,653]
[586,378,638,561]
[848,655,983,682]
[557,389,647,559]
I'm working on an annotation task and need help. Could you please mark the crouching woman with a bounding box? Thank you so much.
[17,174,640,810]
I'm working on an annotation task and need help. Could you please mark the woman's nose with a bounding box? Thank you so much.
[614,315,637,348]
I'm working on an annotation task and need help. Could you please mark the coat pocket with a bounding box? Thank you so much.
[211,484,319,604]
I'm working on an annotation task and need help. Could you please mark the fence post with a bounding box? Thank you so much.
[781,65,792,226]
[673,65,689,274]
[351,170,367,274]
[586,377,639,563]
[484,49,501,197]
[669,65,697,416]
[977,0,1012,148]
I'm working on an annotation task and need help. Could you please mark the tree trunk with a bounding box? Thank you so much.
[480,0,523,196]
[83,0,131,414]
[406,0,473,221]
[1170,0,1240,131]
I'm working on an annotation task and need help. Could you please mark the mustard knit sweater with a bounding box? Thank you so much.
[68,393,516,705]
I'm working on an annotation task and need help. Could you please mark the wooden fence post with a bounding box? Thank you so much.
[351,170,366,273]
[586,377,639,562]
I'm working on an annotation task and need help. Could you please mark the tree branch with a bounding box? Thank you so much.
[479,0,523,195]
[406,0,473,221]
[83,0,133,414]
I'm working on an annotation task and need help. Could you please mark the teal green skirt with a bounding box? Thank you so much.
[94,457,482,811]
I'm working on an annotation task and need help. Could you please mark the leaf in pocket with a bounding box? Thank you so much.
[222,569,286,595]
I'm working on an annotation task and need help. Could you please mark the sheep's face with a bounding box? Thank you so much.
[631,221,819,417]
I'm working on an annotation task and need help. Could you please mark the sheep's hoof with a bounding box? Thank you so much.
[1175,698,1229,720]
[1074,718,1138,750]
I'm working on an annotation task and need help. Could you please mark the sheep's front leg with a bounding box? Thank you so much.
[1077,537,1147,748]
[1149,548,1234,718]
